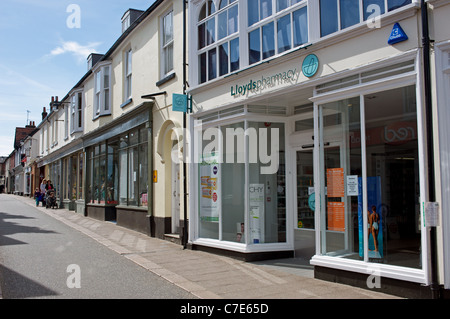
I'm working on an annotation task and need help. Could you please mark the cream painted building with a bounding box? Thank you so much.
[36,0,189,244]
[187,0,450,298]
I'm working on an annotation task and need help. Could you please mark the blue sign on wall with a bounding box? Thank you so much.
[388,23,408,45]
[302,54,319,78]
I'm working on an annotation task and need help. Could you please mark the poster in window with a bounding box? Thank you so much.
[327,201,345,232]
[358,176,383,259]
[249,184,265,244]
[199,152,220,222]
[327,168,344,197]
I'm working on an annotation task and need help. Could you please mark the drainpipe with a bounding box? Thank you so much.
[421,0,440,299]
[182,0,188,249]
[148,104,154,236]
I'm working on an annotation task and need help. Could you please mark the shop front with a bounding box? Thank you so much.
[191,112,291,260]
[309,57,427,292]
[83,102,151,235]
[189,46,431,293]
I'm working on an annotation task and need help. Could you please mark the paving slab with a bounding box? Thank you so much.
[12,195,403,300]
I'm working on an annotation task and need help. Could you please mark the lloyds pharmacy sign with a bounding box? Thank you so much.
[230,54,319,97]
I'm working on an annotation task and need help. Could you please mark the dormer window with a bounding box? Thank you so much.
[122,13,131,33]
[121,9,144,33]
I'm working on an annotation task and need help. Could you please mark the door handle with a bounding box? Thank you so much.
[302,142,330,149]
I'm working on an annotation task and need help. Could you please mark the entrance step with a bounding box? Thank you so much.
[164,233,181,245]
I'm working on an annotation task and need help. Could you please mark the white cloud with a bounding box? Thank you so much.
[0,135,14,157]
[50,41,101,61]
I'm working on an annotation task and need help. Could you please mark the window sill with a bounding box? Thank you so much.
[120,98,133,108]
[116,205,148,212]
[156,72,176,87]
[92,112,111,121]
[70,128,83,135]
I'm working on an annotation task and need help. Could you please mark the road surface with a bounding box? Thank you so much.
[0,194,195,299]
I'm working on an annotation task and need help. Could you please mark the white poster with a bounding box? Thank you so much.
[199,153,220,222]
[346,175,359,196]
[249,184,264,244]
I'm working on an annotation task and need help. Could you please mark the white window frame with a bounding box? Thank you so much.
[308,51,428,285]
[64,103,69,140]
[70,89,84,133]
[189,105,292,253]
[51,117,58,148]
[189,0,419,87]
[161,9,174,78]
[92,62,112,118]
[196,0,241,84]
[435,41,450,290]
[125,49,132,101]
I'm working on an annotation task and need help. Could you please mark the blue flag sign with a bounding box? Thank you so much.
[388,23,408,45]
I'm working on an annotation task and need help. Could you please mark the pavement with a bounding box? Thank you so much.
[7,194,402,299]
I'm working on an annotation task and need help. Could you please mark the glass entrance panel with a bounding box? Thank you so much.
[319,97,362,258]
[364,85,421,268]
[294,148,315,259]
[296,149,314,230]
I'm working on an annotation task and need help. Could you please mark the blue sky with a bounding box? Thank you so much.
[0,0,155,156]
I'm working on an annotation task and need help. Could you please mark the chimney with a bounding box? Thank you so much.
[42,107,48,120]
[25,121,36,129]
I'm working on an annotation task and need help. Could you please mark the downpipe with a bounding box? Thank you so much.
[421,0,440,299]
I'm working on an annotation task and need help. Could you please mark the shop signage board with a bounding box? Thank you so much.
[172,93,192,113]
[230,53,319,97]
[302,54,319,78]
[199,153,220,222]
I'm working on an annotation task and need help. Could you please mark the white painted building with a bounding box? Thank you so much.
[187,0,450,298]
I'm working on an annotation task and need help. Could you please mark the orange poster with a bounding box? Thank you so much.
[327,168,344,197]
[327,201,345,232]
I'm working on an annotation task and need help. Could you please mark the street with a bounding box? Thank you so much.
[0,194,195,299]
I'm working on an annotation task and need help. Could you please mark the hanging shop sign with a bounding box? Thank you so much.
[172,93,192,113]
